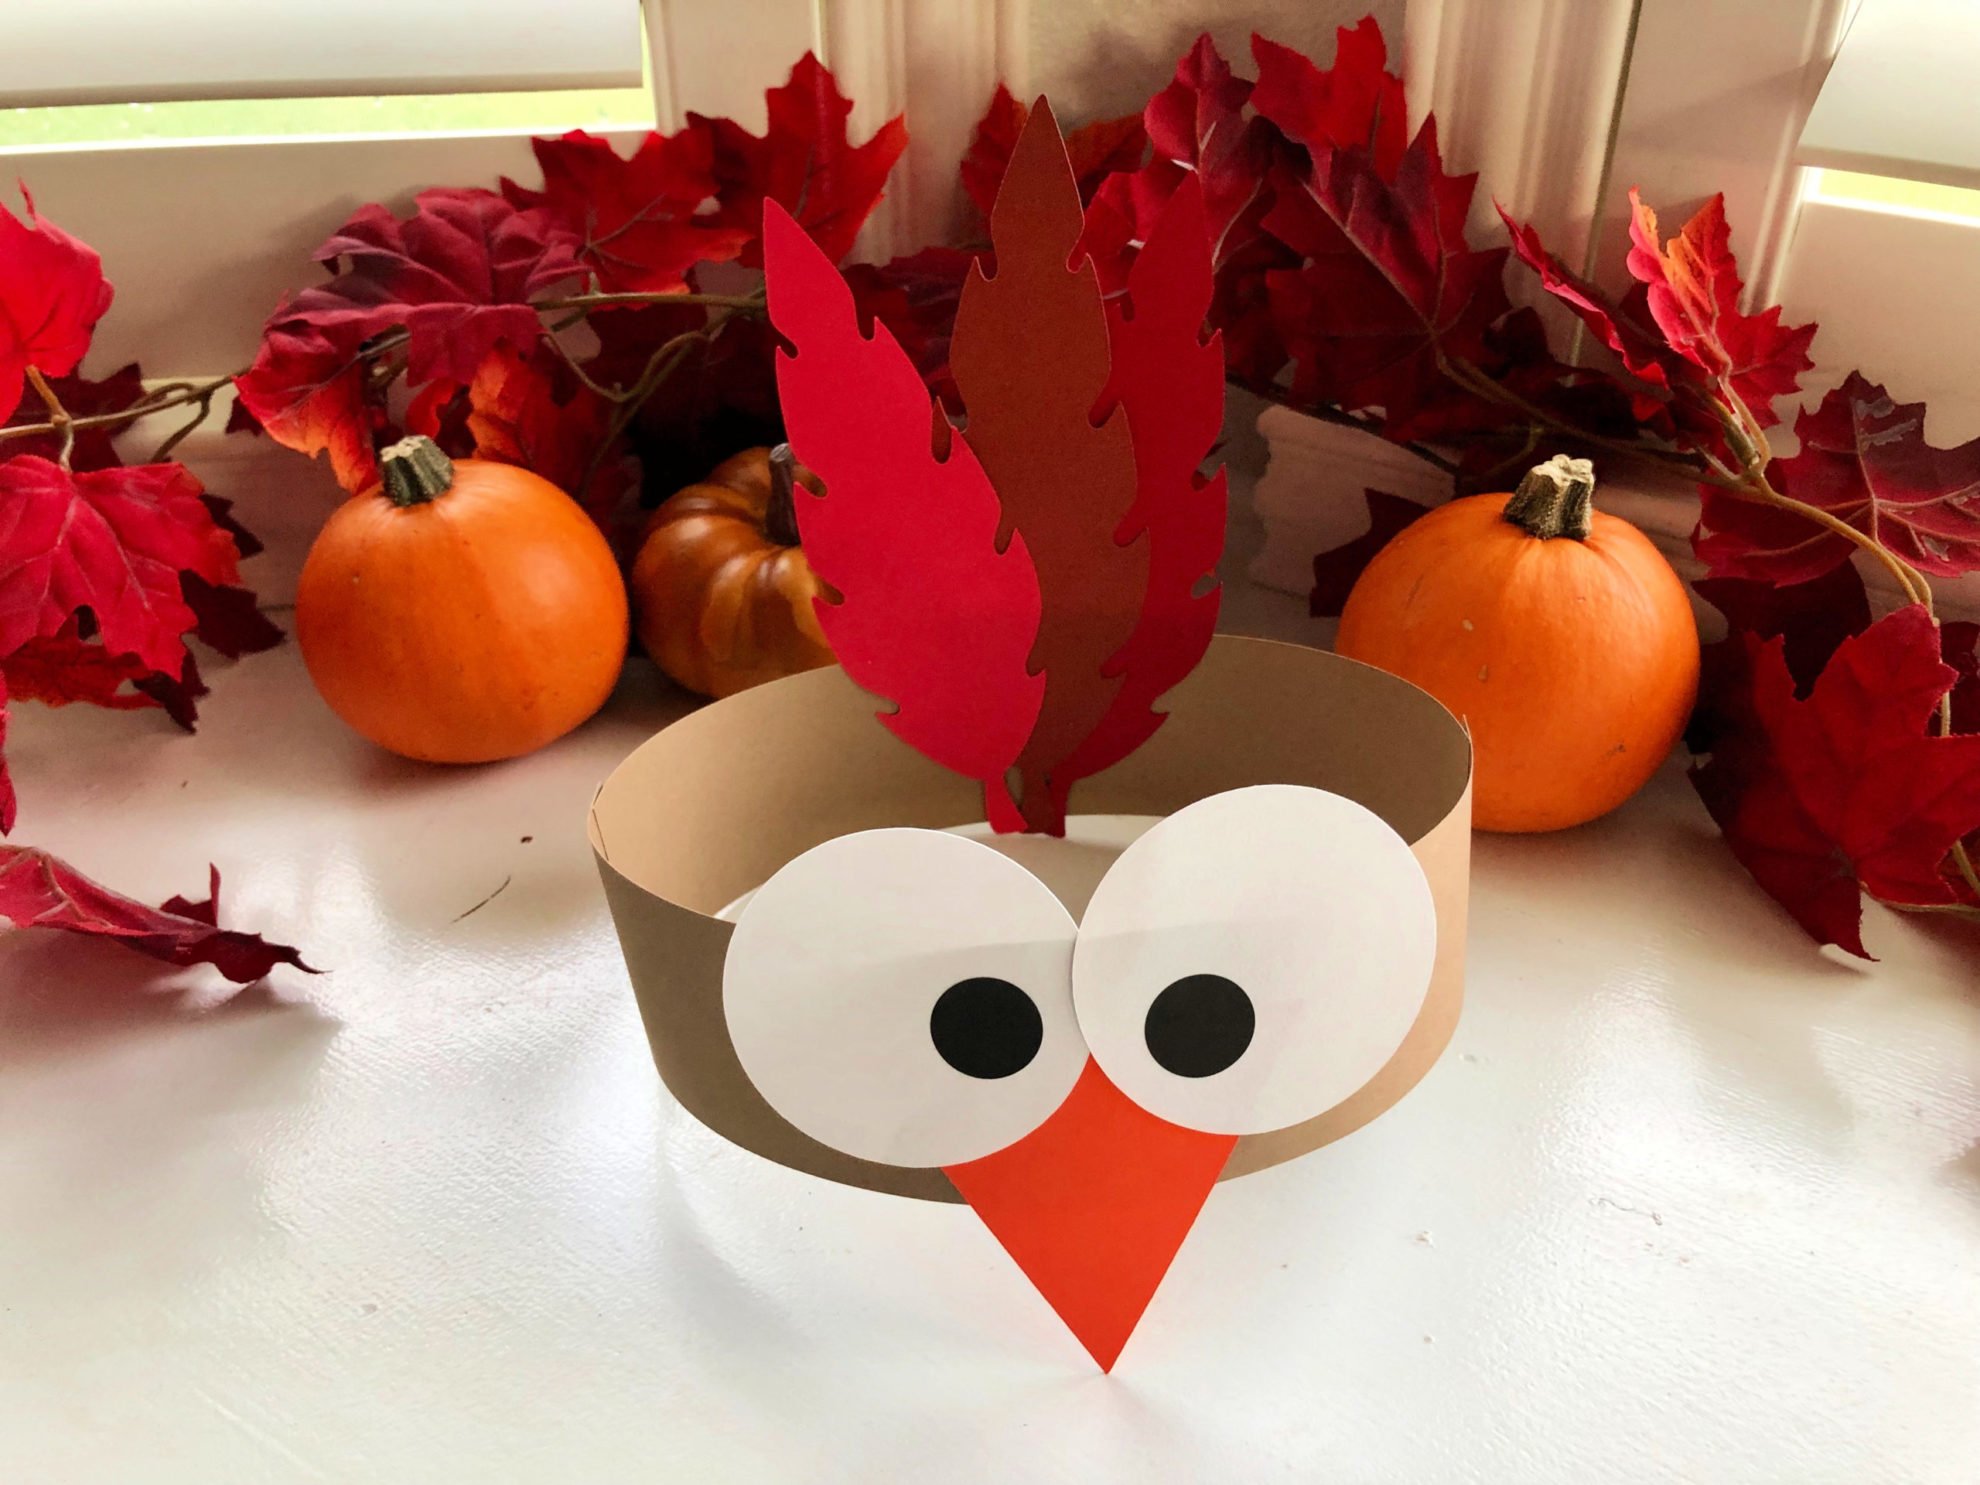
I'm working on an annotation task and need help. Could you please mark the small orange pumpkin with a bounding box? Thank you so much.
[296,436,629,764]
[629,444,835,698]
[1335,455,1699,833]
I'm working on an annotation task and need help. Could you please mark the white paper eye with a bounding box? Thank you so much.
[723,828,1088,1168]
[1071,785,1436,1136]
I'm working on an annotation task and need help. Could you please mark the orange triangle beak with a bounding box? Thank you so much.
[943,1059,1237,1370]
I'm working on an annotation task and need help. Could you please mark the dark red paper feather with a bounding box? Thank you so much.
[950,102,1146,834]
[764,203,1045,785]
[1046,175,1227,820]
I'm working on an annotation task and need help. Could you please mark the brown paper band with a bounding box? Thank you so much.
[590,634,1472,1201]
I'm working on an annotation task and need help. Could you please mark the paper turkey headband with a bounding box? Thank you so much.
[590,102,1472,1369]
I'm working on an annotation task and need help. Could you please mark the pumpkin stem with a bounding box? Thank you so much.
[1503,454,1597,540]
[379,435,456,508]
[765,443,802,547]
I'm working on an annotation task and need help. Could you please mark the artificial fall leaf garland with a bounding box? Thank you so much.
[1,28,1977,975]
[0,190,296,978]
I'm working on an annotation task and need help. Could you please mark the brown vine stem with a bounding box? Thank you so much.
[546,333,637,404]
[149,379,227,462]
[1439,354,1709,475]
[1883,898,1980,922]
[1708,388,1932,608]
[1733,465,1930,611]
[534,289,765,314]
[24,367,76,468]
[1,372,235,452]
[1949,841,1980,905]
[573,306,750,505]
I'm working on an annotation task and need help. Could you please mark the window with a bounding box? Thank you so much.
[0,84,655,150]
[0,2,644,109]
[0,1,1024,381]
[1782,0,1980,438]
[0,2,658,381]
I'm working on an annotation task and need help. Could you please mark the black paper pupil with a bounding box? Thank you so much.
[930,977,1044,1080]
[1144,973,1255,1078]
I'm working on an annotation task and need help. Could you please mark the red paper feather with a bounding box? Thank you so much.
[764,105,1227,833]
[950,101,1146,834]
[764,203,1045,783]
[1046,175,1227,822]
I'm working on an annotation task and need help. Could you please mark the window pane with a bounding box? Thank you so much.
[0,19,653,147]
[0,85,653,148]
[1812,169,1980,223]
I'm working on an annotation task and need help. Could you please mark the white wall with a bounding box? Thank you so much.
[1027,0,1404,121]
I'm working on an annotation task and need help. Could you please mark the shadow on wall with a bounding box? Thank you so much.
[1029,0,1406,122]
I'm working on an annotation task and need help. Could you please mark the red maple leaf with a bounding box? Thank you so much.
[698,54,908,267]
[1249,20,1407,175]
[1693,562,1871,694]
[1626,191,1815,428]
[0,850,316,984]
[1046,175,1227,822]
[1080,34,1297,384]
[0,186,113,425]
[951,103,1145,834]
[1309,488,1430,618]
[1690,605,1980,957]
[3,620,160,712]
[233,320,387,493]
[236,189,578,492]
[463,343,635,531]
[1944,620,1980,735]
[1,611,219,739]
[764,201,1045,787]
[298,188,576,384]
[402,377,475,459]
[5,370,281,660]
[961,86,1147,220]
[1497,206,1678,404]
[0,457,242,676]
[1498,196,1812,455]
[501,128,751,294]
[1694,373,1980,584]
[1263,117,1509,426]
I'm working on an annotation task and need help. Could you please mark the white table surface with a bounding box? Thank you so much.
[3,484,1979,1485]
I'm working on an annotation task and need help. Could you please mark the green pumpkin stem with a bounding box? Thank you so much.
[1503,454,1597,541]
[765,443,802,547]
[379,435,456,508]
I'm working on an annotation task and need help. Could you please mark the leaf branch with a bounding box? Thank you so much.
[1,373,236,455]
[571,294,765,504]
[1704,377,1980,910]
[534,289,766,313]
[0,287,770,461]
[1438,354,1708,475]
[23,367,76,468]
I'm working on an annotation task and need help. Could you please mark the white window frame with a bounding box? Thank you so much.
[1405,0,1979,620]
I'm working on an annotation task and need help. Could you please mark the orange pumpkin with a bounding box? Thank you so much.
[296,436,629,764]
[1335,455,1699,833]
[629,444,835,698]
